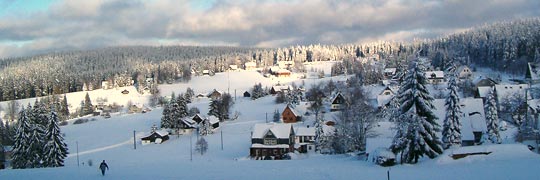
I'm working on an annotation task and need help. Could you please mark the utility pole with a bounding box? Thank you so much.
[221,129,224,150]
[387,168,391,180]
[133,130,136,150]
[76,141,79,167]
[190,133,193,162]
[266,112,268,123]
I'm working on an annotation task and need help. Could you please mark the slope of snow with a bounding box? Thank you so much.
[1,67,540,180]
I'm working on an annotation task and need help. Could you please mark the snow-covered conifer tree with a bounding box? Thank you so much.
[43,108,68,167]
[59,95,70,120]
[273,109,281,122]
[442,65,462,149]
[160,101,173,129]
[199,118,212,136]
[11,107,32,169]
[83,93,93,115]
[390,60,443,164]
[485,89,501,144]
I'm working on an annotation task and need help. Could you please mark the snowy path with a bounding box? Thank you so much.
[67,138,134,158]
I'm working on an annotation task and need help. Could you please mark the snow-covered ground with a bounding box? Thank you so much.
[1,66,540,179]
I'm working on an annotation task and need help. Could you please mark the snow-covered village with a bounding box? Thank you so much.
[1,1,540,180]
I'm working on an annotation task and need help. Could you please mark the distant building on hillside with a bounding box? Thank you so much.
[425,71,445,84]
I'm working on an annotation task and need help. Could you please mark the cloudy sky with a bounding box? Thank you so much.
[0,0,539,58]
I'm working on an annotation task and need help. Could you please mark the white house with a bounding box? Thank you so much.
[424,71,445,84]
[377,86,398,107]
[295,126,315,153]
[457,65,473,79]
[494,84,529,111]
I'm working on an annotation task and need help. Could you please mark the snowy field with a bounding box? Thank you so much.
[2,66,540,179]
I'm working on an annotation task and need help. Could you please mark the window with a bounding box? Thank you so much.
[264,138,277,145]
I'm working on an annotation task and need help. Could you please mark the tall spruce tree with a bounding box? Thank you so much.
[59,95,70,120]
[83,93,93,115]
[43,108,68,167]
[390,60,443,164]
[442,65,462,149]
[11,107,32,169]
[160,100,173,129]
[208,98,220,120]
[485,89,501,144]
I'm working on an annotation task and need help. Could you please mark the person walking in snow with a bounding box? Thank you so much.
[99,160,109,176]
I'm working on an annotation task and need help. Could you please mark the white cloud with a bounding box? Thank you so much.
[0,0,539,57]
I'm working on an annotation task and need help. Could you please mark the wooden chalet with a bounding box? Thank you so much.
[207,89,222,100]
[141,130,170,144]
[243,91,251,98]
[270,85,291,95]
[282,104,301,123]
[330,92,346,112]
[250,123,295,160]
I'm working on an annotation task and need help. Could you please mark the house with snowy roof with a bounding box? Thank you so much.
[250,123,295,160]
[377,86,398,107]
[295,126,315,153]
[457,65,473,79]
[425,71,445,84]
[207,89,223,100]
[432,98,487,146]
[383,68,397,79]
[270,85,291,95]
[141,129,170,145]
[494,84,529,111]
[474,77,498,99]
[330,92,346,111]
[282,104,301,123]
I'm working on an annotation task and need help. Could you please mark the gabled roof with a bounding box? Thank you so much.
[295,127,315,136]
[476,86,493,98]
[252,123,294,139]
[207,115,220,124]
[155,130,169,137]
[425,71,444,79]
[272,85,291,91]
[331,92,345,105]
[283,104,299,117]
[432,98,487,141]
[457,65,470,73]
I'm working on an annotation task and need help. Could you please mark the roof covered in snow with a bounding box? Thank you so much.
[295,127,315,136]
[433,98,487,141]
[207,115,220,124]
[425,71,445,79]
[494,84,529,103]
[477,86,493,98]
[252,123,294,139]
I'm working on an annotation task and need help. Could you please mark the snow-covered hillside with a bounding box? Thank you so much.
[1,67,540,180]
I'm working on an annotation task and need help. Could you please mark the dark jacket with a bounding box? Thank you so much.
[100,162,109,170]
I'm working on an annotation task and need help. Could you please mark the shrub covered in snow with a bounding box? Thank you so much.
[369,148,396,167]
